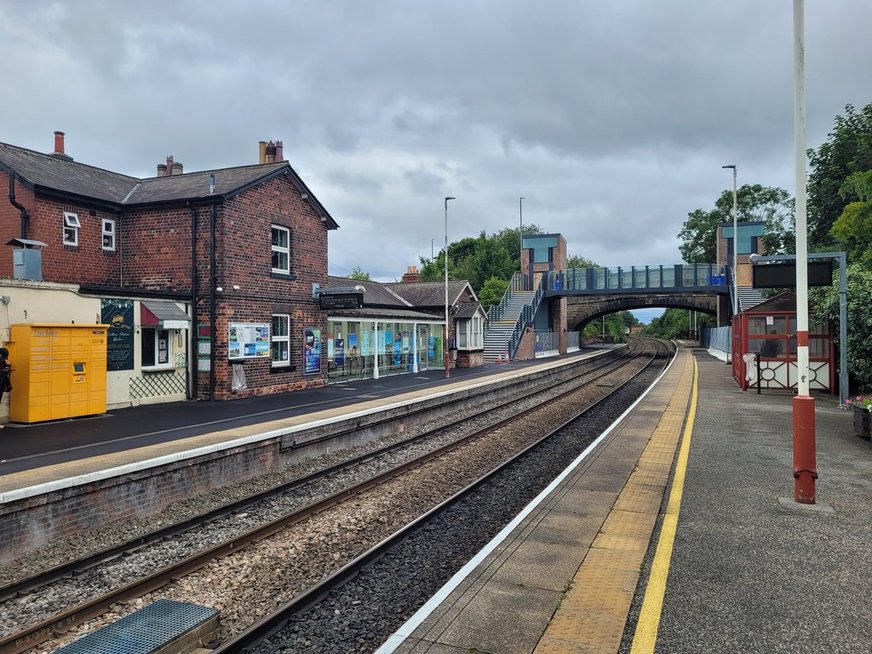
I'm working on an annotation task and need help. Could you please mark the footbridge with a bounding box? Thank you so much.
[484,264,730,361]
[544,263,728,330]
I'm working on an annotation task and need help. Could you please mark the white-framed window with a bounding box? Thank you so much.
[271,314,290,367]
[457,314,484,350]
[63,212,80,246]
[141,328,174,369]
[102,218,116,251]
[271,225,291,274]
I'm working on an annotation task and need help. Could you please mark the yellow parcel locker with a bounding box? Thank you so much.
[7,324,108,423]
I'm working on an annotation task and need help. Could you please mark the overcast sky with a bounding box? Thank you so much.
[2,1,870,296]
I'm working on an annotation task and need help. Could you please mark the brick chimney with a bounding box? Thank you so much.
[275,140,284,162]
[50,130,73,161]
[259,139,284,164]
[166,155,174,176]
[265,140,276,163]
[401,265,423,283]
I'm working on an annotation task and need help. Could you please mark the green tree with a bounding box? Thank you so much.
[677,185,794,263]
[348,266,370,281]
[418,224,545,291]
[810,264,872,389]
[642,308,695,339]
[830,170,872,266]
[566,254,598,268]
[581,311,636,343]
[808,102,872,251]
[478,276,508,312]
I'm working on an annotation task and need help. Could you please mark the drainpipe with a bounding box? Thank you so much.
[209,202,217,400]
[188,202,198,401]
[7,172,29,238]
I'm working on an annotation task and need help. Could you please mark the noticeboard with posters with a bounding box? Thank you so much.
[228,323,270,360]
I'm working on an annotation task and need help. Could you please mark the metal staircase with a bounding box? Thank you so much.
[483,288,534,361]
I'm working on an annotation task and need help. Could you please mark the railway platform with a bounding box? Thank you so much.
[383,346,870,654]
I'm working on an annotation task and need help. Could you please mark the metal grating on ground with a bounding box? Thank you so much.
[129,371,187,398]
[55,599,218,654]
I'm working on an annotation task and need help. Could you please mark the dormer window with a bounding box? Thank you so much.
[63,212,80,246]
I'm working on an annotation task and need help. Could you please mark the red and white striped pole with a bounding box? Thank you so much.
[792,0,817,503]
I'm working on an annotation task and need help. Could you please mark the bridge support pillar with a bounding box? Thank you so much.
[551,297,568,354]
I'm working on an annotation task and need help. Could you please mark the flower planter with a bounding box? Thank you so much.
[854,406,872,440]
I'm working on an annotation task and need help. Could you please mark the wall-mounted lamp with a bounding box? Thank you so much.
[232,285,240,290]
[301,193,309,200]
[216,286,223,292]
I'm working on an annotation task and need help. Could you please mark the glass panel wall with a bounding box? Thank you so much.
[327,319,443,380]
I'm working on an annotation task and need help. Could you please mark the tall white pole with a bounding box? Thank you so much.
[793,0,816,503]
[444,196,455,378]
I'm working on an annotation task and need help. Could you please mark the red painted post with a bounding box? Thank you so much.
[792,393,817,503]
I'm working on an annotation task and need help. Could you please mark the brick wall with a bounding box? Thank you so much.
[199,175,330,399]
[0,177,122,284]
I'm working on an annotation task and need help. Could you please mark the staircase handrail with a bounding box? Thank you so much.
[485,271,524,328]
[506,276,546,359]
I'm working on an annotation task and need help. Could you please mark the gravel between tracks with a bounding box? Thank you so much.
[5,344,662,653]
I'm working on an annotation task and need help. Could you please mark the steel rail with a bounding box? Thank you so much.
[0,346,635,604]
[0,340,657,654]
[212,339,673,654]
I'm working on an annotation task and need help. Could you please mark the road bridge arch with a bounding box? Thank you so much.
[565,293,717,331]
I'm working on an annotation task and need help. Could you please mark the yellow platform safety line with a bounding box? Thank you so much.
[534,350,695,654]
[630,356,699,654]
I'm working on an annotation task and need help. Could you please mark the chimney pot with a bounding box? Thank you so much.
[53,131,65,154]
[157,163,167,177]
[258,141,267,164]
[172,162,183,175]
[275,140,284,162]
[166,155,174,176]
[265,141,276,164]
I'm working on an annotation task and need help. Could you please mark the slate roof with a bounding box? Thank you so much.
[0,141,137,203]
[453,301,484,319]
[327,276,411,307]
[0,141,338,228]
[386,280,473,308]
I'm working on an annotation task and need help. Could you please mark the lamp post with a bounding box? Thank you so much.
[519,196,525,274]
[444,196,455,378]
[722,164,739,316]
[431,238,435,259]
[792,0,816,504]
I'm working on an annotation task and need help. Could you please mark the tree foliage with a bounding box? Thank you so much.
[581,311,639,343]
[478,276,508,311]
[810,264,872,389]
[808,102,872,251]
[347,266,370,281]
[419,224,545,291]
[830,171,872,267]
[677,184,794,263]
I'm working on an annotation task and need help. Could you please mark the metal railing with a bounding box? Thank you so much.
[507,276,546,359]
[545,263,726,293]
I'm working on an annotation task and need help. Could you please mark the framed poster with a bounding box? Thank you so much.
[304,327,322,374]
[228,323,270,359]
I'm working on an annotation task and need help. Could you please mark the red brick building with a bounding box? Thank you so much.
[0,133,339,401]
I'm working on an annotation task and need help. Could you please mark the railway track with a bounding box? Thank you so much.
[0,338,670,653]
